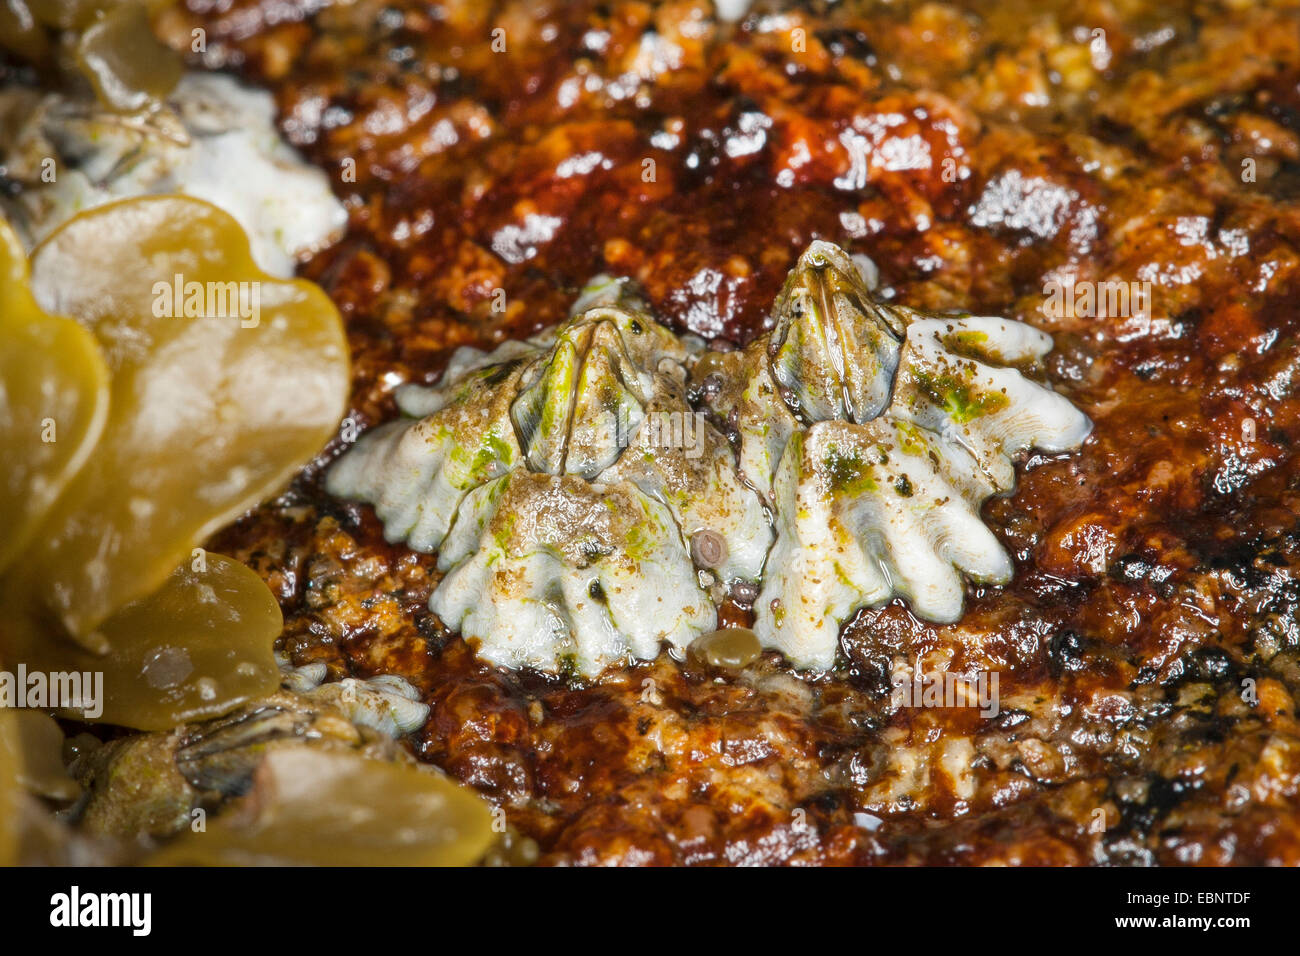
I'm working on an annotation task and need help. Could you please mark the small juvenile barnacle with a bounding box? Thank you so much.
[302,673,431,738]
[327,280,771,676]
[705,241,1092,669]
[690,529,728,569]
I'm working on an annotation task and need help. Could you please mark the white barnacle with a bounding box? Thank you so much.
[329,241,1089,677]
[305,674,430,738]
[327,280,771,677]
[0,73,346,277]
[276,651,430,737]
[704,241,1092,669]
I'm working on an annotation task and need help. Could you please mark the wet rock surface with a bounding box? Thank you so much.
[175,0,1300,864]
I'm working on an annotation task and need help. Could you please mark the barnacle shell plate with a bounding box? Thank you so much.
[431,471,715,675]
[328,284,771,676]
[330,241,1091,676]
[712,243,1093,668]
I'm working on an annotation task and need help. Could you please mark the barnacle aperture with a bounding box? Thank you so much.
[705,240,1093,668]
[327,278,772,676]
[768,241,904,424]
[329,241,1090,677]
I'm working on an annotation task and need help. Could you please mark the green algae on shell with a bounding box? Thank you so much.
[329,240,1090,675]
[327,282,770,677]
[767,241,903,425]
[431,470,716,675]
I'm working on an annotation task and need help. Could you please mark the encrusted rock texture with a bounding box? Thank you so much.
[185,0,1300,864]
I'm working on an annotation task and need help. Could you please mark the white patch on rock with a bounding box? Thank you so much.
[0,73,346,277]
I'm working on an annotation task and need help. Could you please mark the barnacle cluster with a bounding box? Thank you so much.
[330,240,1092,675]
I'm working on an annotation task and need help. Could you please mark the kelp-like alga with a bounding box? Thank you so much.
[0,197,349,730]
[329,241,1091,675]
